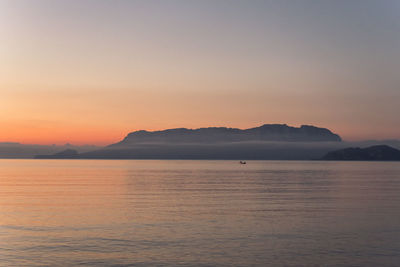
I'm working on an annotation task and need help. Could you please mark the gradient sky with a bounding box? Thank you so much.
[1,0,400,145]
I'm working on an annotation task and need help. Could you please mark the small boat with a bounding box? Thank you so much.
[239,161,247,164]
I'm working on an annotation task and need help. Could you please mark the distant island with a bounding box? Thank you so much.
[321,145,400,161]
[112,124,342,145]
[0,142,99,159]
[35,124,344,159]
[32,125,400,160]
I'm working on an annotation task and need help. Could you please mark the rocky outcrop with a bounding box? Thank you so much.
[111,124,341,147]
[321,145,400,161]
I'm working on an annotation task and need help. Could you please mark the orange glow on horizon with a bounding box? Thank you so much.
[0,121,397,146]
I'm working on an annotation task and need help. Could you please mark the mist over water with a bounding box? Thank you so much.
[0,160,399,266]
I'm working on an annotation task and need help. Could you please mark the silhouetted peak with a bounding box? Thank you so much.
[321,145,400,161]
[54,149,78,156]
[111,124,341,147]
[34,149,78,159]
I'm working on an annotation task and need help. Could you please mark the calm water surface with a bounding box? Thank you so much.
[0,160,399,266]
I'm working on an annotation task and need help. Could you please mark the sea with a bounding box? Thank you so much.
[0,159,399,266]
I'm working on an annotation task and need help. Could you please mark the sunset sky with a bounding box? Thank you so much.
[1,0,400,145]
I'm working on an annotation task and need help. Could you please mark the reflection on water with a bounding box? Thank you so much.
[0,160,399,266]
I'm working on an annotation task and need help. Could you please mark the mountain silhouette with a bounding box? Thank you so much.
[111,124,341,147]
[35,149,78,159]
[321,145,400,161]
[34,124,344,160]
